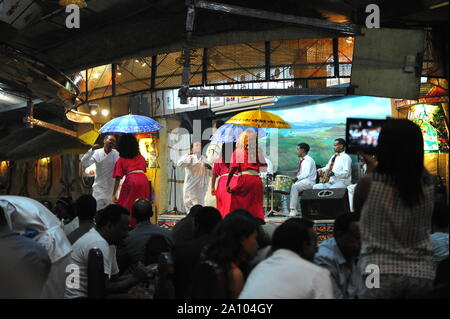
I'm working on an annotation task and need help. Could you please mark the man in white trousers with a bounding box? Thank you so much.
[81,135,119,211]
[289,143,317,217]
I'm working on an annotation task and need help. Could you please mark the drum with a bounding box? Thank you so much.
[274,175,293,194]
[263,192,281,210]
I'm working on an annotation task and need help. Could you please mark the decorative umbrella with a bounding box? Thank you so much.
[225,109,291,129]
[98,114,163,133]
[210,123,267,143]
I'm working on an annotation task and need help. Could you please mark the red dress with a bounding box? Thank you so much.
[212,159,238,218]
[229,148,267,221]
[113,155,149,228]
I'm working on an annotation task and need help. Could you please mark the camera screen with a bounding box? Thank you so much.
[346,118,386,154]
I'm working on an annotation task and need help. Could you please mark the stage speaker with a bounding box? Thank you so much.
[301,188,350,220]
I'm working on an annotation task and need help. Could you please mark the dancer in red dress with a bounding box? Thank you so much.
[113,134,149,228]
[211,143,238,218]
[225,130,267,221]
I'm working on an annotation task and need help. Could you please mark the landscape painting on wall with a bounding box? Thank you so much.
[264,96,392,175]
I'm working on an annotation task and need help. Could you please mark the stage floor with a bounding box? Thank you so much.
[157,213,335,243]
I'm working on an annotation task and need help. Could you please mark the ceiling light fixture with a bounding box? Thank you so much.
[101,109,110,117]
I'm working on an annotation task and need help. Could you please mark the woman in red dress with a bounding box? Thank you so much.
[225,130,267,221]
[113,133,149,228]
[211,143,238,218]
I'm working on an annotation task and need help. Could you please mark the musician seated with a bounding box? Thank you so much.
[313,138,352,190]
[289,143,317,217]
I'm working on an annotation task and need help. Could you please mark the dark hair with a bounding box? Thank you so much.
[205,215,257,266]
[188,205,203,217]
[104,134,116,141]
[132,198,153,223]
[334,213,360,237]
[272,221,312,255]
[56,197,76,218]
[190,141,201,152]
[432,202,449,229]
[298,143,310,154]
[335,138,346,148]
[194,206,222,235]
[75,195,97,221]
[0,206,7,227]
[214,120,225,129]
[376,119,424,207]
[117,133,140,159]
[284,217,314,229]
[40,200,53,211]
[227,209,265,225]
[95,204,129,229]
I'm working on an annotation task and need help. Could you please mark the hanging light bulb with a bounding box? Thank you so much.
[346,36,353,44]
[101,109,110,117]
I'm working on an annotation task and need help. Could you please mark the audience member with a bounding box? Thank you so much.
[64,204,148,299]
[67,194,97,244]
[173,206,222,298]
[0,196,72,298]
[54,197,78,236]
[314,213,362,299]
[433,257,449,299]
[354,119,436,299]
[117,198,172,274]
[0,206,51,298]
[429,201,449,264]
[191,215,258,298]
[239,218,334,299]
[171,204,202,244]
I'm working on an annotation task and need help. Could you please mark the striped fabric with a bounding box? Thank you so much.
[359,172,436,281]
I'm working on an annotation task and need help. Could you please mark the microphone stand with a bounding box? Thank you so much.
[168,160,182,214]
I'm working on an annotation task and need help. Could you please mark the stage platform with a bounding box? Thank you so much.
[157,213,334,243]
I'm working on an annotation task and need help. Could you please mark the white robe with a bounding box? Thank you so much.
[0,196,72,299]
[203,141,223,207]
[177,154,210,213]
[80,148,119,210]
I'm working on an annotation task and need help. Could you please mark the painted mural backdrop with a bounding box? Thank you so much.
[408,104,449,154]
[264,96,392,174]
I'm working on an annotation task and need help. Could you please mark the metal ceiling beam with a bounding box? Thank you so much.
[184,87,349,97]
[192,0,362,35]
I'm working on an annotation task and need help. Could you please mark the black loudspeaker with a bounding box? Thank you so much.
[301,188,350,220]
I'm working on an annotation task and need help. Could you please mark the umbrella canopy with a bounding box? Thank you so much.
[226,109,291,129]
[210,123,267,143]
[99,114,163,133]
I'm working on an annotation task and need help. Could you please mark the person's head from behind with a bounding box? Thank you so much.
[189,204,203,217]
[376,119,424,207]
[132,198,153,224]
[227,209,268,247]
[54,197,75,221]
[95,204,130,245]
[333,213,361,260]
[194,206,222,237]
[117,133,140,159]
[206,215,258,265]
[334,138,346,153]
[297,143,310,158]
[75,195,97,222]
[281,217,317,261]
[432,202,449,233]
[212,120,225,133]
[40,200,53,212]
[191,141,202,155]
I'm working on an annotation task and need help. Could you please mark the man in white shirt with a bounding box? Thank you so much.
[177,141,211,213]
[81,135,120,211]
[290,143,317,216]
[239,218,334,299]
[64,204,148,299]
[204,120,225,207]
[314,138,352,189]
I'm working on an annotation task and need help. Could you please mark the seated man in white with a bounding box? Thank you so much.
[289,143,316,217]
[314,138,352,189]
[239,218,334,299]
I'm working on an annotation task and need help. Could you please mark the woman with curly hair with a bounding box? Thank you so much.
[113,134,149,228]
[225,130,267,221]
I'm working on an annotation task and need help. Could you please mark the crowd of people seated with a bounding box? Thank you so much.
[0,119,448,299]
